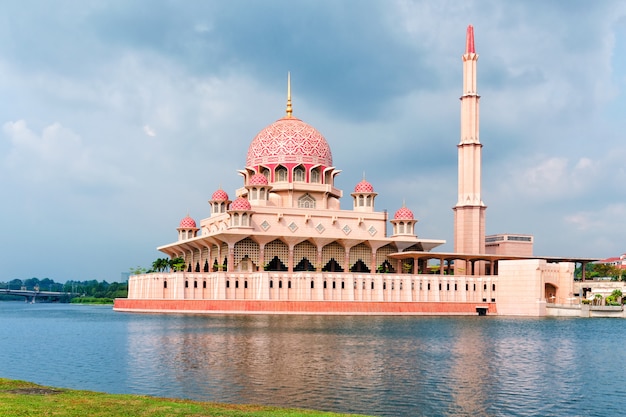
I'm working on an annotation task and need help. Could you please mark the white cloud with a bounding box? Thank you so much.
[143,124,156,137]
[2,120,133,190]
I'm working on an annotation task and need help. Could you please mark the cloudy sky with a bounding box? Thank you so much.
[2,0,625,282]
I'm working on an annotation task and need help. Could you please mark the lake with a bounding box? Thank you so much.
[0,302,624,416]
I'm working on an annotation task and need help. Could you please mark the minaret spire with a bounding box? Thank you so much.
[465,24,475,54]
[286,71,293,118]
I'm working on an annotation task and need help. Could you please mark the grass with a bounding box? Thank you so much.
[0,378,373,417]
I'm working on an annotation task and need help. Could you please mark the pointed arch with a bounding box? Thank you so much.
[293,165,305,182]
[276,165,288,182]
[322,242,345,272]
[294,240,317,271]
[265,239,289,271]
[298,193,316,209]
[310,167,321,183]
[376,244,397,272]
[234,237,259,270]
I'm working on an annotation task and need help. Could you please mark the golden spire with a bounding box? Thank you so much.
[286,71,293,117]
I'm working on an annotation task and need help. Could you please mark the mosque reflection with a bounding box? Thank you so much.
[123,315,563,416]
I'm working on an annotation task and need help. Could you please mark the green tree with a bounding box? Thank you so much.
[152,258,170,272]
[169,257,186,272]
[129,266,147,275]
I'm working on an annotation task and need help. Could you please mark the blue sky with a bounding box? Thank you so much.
[2,0,626,282]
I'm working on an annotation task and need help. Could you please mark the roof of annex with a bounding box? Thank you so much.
[387,251,599,264]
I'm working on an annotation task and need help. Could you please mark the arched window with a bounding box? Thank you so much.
[298,194,316,209]
[261,167,270,180]
[250,188,257,199]
[358,195,364,206]
[294,166,305,182]
[276,166,288,182]
[310,168,321,183]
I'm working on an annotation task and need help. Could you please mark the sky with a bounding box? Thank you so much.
[1,0,626,283]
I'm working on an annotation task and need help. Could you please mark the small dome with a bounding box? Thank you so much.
[394,207,414,220]
[179,215,197,229]
[249,173,269,186]
[230,197,252,211]
[354,179,374,193]
[211,188,229,201]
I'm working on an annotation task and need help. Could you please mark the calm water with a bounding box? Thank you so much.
[0,302,625,416]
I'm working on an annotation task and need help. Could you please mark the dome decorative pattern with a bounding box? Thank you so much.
[354,179,374,193]
[211,189,229,201]
[179,215,197,228]
[394,207,414,220]
[230,197,252,211]
[246,117,333,167]
[249,173,269,186]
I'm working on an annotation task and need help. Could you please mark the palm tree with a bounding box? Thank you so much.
[152,258,170,272]
[169,257,186,272]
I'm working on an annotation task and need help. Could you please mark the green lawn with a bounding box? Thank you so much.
[0,378,373,417]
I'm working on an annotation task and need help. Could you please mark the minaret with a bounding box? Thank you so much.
[453,25,486,271]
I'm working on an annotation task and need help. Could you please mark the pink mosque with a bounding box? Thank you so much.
[114,26,593,317]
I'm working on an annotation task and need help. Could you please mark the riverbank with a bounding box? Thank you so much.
[0,379,372,417]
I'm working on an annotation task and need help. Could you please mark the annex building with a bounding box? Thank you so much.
[114,26,593,316]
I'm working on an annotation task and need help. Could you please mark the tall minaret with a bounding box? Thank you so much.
[454,25,486,266]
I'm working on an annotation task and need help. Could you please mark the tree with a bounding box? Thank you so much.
[24,277,40,290]
[129,266,147,275]
[9,279,23,289]
[606,289,623,306]
[152,258,170,272]
[169,257,186,272]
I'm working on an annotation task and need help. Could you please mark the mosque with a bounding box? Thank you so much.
[114,26,593,316]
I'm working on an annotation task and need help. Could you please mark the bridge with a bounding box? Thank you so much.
[0,288,75,303]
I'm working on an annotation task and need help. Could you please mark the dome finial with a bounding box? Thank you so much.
[286,72,293,118]
[362,171,366,180]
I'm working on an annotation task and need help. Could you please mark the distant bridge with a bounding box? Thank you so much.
[0,289,75,303]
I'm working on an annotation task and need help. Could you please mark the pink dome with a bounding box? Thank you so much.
[354,179,374,193]
[230,197,252,211]
[249,173,269,186]
[246,117,333,167]
[394,207,414,220]
[211,188,229,201]
[179,215,197,228]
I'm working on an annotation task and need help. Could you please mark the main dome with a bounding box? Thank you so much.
[246,117,333,167]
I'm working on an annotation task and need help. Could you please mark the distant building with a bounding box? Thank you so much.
[486,234,533,256]
[595,254,626,270]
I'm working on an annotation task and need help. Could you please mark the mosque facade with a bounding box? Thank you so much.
[114,26,585,316]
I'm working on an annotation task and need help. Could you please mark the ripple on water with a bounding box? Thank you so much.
[1,305,626,416]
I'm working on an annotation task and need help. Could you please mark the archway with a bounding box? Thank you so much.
[545,283,557,303]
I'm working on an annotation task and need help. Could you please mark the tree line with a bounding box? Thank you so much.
[0,277,128,300]
[575,263,626,281]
